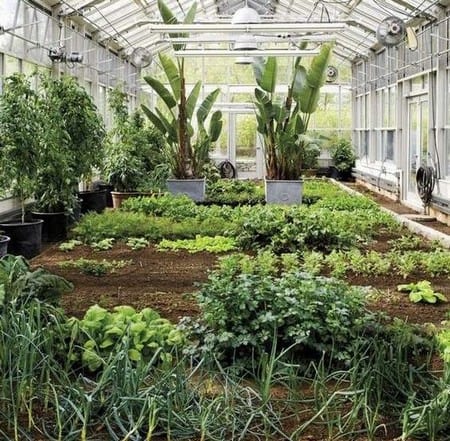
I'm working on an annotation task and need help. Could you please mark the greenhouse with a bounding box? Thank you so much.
[0,0,450,440]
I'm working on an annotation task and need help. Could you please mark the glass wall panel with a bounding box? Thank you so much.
[4,54,19,76]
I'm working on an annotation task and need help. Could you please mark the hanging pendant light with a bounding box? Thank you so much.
[231,4,260,64]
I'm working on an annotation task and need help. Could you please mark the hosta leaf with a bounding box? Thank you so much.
[409,291,424,303]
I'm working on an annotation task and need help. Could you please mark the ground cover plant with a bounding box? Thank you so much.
[13,179,450,440]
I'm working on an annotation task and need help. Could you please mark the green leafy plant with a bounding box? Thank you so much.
[253,44,333,180]
[90,238,115,251]
[0,255,73,307]
[188,253,370,361]
[142,0,223,179]
[121,193,199,220]
[126,237,150,250]
[35,74,105,212]
[103,87,166,192]
[388,234,424,252]
[59,258,131,276]
[69,304,184,371]
[157,235,236,253]
[206,179,265,205]
[328,136,357,177]
[58,239,83,252]
[397,281,448,304]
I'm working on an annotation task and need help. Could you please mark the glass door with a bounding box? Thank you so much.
[407,96,428,203]
[230,112,263,178]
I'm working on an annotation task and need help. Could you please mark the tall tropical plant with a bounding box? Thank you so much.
[253,43,333,180]
[142,0,223,179]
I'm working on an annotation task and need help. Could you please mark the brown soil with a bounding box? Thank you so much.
[34,244,216,322]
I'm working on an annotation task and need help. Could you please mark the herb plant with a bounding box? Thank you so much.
[90,238,115,251]
[189,253,370,361]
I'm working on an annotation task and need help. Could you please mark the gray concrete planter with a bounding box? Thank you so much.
[265,179,303,204]
[166,178,206,202]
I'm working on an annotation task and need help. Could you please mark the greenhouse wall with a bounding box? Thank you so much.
[352,8,450,224]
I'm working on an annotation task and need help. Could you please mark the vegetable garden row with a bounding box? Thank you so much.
[1,179,449,440]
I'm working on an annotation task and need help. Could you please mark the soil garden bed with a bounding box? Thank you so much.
[3,180,450,441]
[33,232,449,328]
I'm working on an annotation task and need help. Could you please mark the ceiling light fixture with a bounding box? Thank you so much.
[148,22,347,33]
[174,48,320,57]
[231,4,261,64]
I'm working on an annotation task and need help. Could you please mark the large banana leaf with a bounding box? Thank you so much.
[197,88,220,125]
[299,43,333,114]
[253,57,277,94]
[291,64,307,100]
[186,81,201,120]
[141,105,167,135]
[158,0,197,50]
[158,0,178,24]
[159,53,181,101]
[208,110,223,142]
[143,75,176,110]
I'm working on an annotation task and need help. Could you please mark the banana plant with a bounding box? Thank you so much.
[253,43,333,180]
[142,0,222,179]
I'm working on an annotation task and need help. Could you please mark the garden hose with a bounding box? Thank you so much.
[416,165,435,207]
[218,160,236,179]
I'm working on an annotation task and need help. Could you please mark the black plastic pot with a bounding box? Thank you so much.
[0,220,43,259]
[97,183,114,208]
[78,190,107,214]
[0,235,11,257]
[32,211,68,242]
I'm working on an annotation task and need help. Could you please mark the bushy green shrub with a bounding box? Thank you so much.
[186,253,370,361]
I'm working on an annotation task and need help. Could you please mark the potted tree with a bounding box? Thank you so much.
[0,73,43,258]
[31,74,79,241]
[103,87,167,208]
[45,75,106,215]
[141,0,223,202]
[328,136,357,181]
[253,43,333,204]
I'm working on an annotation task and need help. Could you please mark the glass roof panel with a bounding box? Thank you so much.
[60,0,446,61]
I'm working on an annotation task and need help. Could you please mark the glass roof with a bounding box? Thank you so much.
[58,0,447,61]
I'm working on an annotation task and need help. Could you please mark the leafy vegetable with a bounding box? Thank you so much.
[397,281,448,304]
[70,304,184,371]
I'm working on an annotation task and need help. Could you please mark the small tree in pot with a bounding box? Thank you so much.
[103,87,167,207]
[41,75,106,215]
[0,73,44,257]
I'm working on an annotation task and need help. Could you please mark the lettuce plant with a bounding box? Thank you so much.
[69,304,184,371]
